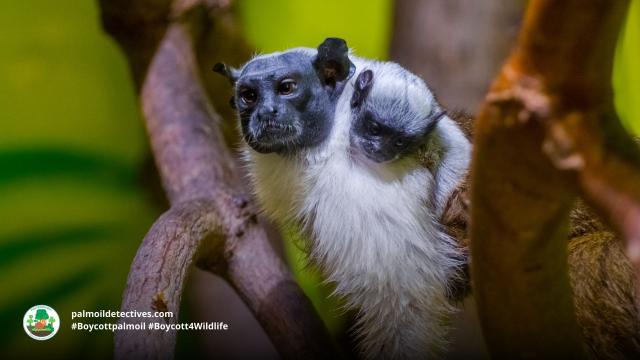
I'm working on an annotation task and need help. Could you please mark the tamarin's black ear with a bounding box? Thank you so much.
[313,38,356,88]
[351,69,373,108]
[212,62,240,85]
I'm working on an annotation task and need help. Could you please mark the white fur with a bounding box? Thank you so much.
[243,56,470,359]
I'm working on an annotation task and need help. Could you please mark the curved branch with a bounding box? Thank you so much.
[114,200,223,359]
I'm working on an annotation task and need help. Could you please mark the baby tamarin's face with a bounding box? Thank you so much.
[349,66,444,163]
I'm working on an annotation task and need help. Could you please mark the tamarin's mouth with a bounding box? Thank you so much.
[256,122,296,140]
[263,120,294,132]
[245,120,299,153]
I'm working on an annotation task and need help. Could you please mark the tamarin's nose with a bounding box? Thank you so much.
[258,106,278,118]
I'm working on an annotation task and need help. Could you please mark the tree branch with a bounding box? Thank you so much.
[470,0,635,357]
[114,200,223,359]
[100,1,338,359]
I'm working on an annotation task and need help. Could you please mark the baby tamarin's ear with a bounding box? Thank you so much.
[351,69,373,108]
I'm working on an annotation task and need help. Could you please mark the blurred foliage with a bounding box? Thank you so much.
[615,0,640,134]
[0,0,637,358]
[0,0,158,358]
[238,0,392,60]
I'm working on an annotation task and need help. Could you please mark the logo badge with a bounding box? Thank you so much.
[23,305,60,340]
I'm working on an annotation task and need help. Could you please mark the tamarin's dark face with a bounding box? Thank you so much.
[350,68,444,163]
[351,107,425,163]
[214,38,354,154]
[234,52,329,154]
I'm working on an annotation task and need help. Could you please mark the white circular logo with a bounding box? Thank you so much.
[23,305,60,340]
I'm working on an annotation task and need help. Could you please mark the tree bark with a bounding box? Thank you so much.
[470,0,637,358]
[99,1,338,359]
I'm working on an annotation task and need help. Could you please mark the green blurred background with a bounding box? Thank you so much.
[0,0,637,358]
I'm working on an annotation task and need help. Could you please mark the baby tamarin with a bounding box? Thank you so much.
[348,65,470,217]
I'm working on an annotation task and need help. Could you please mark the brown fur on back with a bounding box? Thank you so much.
[568,228,640,358]
[447,110,475,140]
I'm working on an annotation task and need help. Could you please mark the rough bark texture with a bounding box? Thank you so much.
[99,1,338,359]
[114,200,223,358]
[390,0,526,112]
[469,0,639,358]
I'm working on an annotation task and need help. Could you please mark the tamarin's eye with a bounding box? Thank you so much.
[277,79,297,95]
[394,138,405,148]
[367,120,381,136]
[239,88,257,105]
